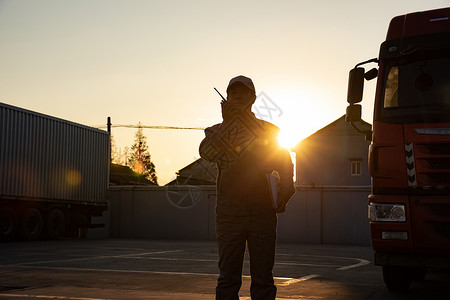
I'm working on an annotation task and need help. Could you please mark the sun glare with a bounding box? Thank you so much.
[252,83,338,150]
[278,129,300,149]
[264,84,337,150]
[277,122,317,149]
[277,117,328,150]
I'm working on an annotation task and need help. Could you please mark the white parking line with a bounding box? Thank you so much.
[3,249,370,287]
[11,252,357,270]
[131,256,217,262]
[336,257,370,270]
[276,261,340,268]
[2,264,294,281]
[277,274,321,286]
[276,254,370,271]
[114,256,342,269]
[13,250,182,266]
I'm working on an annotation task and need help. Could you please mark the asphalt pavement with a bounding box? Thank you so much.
[0,239,449,299]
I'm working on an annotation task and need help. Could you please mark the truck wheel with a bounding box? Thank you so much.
[411,267,427,281]
[21,208,43,241]
[44,209,66,240]
[0,207,18,241]
[382,266,413,292]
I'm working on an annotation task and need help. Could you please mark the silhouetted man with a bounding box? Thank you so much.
[199,75,296,300]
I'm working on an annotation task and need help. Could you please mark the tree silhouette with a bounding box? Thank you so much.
[110,134,130,166]
[128,123,158,185]
[110,134,121,164]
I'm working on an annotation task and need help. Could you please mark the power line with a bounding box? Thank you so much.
[94,124,206,130]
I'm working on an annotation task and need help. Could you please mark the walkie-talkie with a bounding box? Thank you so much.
[214,87,227,105]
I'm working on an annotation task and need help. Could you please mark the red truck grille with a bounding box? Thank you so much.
[423,158,450,169]
[430,204,450,217]
[430,206,450,239]
[413,202,450,248]
[414,143,450,186]
[425,173,450,184]
[432,223,450,240]
[422,143,450,154]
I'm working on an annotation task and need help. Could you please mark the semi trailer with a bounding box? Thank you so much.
[0,102,110,241]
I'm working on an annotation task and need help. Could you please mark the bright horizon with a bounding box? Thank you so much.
[0,0,448,184]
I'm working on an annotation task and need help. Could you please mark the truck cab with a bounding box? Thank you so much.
[346,8,450,291]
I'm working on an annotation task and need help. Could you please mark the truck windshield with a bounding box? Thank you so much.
[381,55,450,123]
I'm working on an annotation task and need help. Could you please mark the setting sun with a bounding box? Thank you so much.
[278,128,302,149]
[277,122,318,150]
[256,85,335,150]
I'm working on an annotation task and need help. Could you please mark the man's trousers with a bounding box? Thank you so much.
[215,213,277,300]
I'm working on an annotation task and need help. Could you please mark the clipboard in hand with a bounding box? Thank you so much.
[266,173,279,209]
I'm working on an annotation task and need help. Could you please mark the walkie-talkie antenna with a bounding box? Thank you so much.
[214,87,227,104]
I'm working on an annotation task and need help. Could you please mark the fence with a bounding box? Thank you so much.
[99,185,371,246]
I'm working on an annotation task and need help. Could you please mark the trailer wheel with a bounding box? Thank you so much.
[21,208,43,241]
[383,266,413,292]
[44,209,66,240]
[0,207,18,241]
[411,267,427,281]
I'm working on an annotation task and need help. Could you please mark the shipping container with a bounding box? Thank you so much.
[0,102,110,241]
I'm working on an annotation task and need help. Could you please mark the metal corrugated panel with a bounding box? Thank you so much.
[0,102,110,204]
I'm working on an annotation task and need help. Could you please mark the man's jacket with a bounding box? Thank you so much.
[199,113,295,216]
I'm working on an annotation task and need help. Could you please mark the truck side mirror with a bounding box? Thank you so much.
[347,67,365,104]
[346,104,362,122]
[365,68,378,81]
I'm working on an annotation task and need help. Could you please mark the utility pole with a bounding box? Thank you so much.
[107,117,111,134]
[107,117,112,164]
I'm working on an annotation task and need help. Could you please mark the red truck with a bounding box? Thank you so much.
[346,8,450,291]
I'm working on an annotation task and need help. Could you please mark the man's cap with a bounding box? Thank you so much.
[226,75,255,94]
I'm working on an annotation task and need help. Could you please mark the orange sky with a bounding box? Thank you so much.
[0,0,448,184]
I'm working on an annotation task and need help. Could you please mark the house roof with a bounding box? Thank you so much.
[291,115,372,152]
[165,158,217,186]
[110,163,157,186]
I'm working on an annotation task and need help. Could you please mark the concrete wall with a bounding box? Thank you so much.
[277,186,371,245]
[104,185,371,246]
